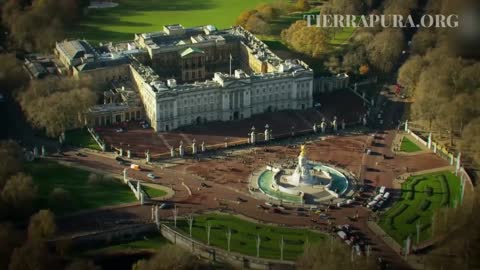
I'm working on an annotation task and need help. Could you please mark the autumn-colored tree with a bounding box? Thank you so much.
[397,55,426,96]
[342,46,368,74]
[366,29,405,73]
[296,0,311,11]
[28,209,56,240]
[245,14,270,34]
[324,56,341,74]
[0,54,28,92]
[235,9,258,28]
[2,173,37,217]
[281,20,328,57]
[18,77,97,137]
[8,240,61,270]
[133,244,201,270]
[359,64,369,75]
[298,239,376,270]
[0,141,23,188]
[0,223,21,269]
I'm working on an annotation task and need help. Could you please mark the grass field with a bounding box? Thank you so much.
[174,213,325,260]
[72,0,279,43]
[400,136,423,153]
[65,129,102,151]
[26,161,164,214]
[84,235,167,255]
[379,171,461,244]
[142,185,167,198]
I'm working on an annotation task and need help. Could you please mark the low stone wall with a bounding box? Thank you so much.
[160,224,295,270]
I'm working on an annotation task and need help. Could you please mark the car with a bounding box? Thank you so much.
[265,202,273,207]
[159,203,172,209]
[147,173,156,179]
[237,197,247,203]
[201,182,209,188]
[115,128,124,133]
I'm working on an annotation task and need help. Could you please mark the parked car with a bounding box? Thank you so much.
[159,203,172,209]
[147,173,156,179]
[115,128,124,133]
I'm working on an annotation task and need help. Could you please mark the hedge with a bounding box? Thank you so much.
[419,200,431,211]
[406,214,421,224]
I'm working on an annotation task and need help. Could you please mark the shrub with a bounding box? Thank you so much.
[419,200,431,211]
[406,214,420,224]
[425,186,433,196]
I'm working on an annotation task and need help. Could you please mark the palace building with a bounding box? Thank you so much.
[56,24,314,132]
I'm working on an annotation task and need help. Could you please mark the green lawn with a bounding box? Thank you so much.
[84,235,167,255]
[65,128,102,151]
[26,161,140,214]
[142,185,168,198]
[72,0,281,43]
[379,171,462,244]
[400,136,423,153]
[174,213,325,260]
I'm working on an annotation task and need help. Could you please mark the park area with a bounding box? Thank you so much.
[400,136,422,153]
[65,128,102,151]
[378,171,462,244]
[26,161,166,214]
[174,213,325,260]
[71,0,280,43]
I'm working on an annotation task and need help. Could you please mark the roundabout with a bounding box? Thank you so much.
[252,145,358,205]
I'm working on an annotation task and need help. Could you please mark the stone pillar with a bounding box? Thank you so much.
[170,147,175,157]
[433,143,437,153]
[201,141,206,152]
[33,146,39,158]
[179,141,184,157]
[313,123,318,133]
[250,126,256,144]
[155,205,160,228]
[140,192,145,205]
[456,152,461,173]
[41,145,46,157]
[332,117,338,131]
[192,139,197,155]
[123,169,127,183]
[119,148,123,157]
[264,124,270,141]
[362,115,367,126]
[136,181,141,198]
[127,150,131,159]
[145,150,150,163]
[405,120,409,132]
[427,133,432,149]
[321,120,326,133]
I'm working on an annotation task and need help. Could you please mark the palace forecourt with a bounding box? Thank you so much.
[55,24,314,133]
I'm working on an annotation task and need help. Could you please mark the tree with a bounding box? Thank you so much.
[359,64,369,75]
[461,118,480,164]
[245,14,270,34]
[132,244,201,270]
[281,20,328,57]
[27,210,56,241]
[366,29,405,72]
[383,0,418,17]
[298,239,376,270]
[18,77,97,137]
[0,141,23,188]
[324,56,342,74]
[235,9,257,28]
[65,259,100,270]
[1,173,37,217]
[330,0,364,15]
[48,188,71,211]
[0,54,28,92]
[410,29,438,55]
[424,188,480,270]
[296,0,311,11]
[342,46,368,74]
[0,223,21,269]
[8,240,61,270]
[397,55,426,96]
